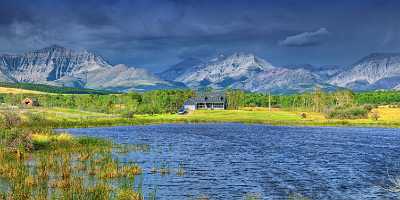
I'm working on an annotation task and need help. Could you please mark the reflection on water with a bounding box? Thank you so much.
[62,123,400,199]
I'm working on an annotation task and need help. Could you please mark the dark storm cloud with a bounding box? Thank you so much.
[1,0,400,71]
[279,28,330,47]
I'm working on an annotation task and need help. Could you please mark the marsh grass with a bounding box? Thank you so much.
[244,193,262,200]
[115,144,150,154]
[176,162,185,177]
[0,134,147,199]
[288,193,311,200]
[0,111,148,199]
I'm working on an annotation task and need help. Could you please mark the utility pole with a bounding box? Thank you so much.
[268,91,271,112]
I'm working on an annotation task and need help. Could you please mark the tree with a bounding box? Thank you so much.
[333,89,354,108]
[226,89,245,110]
[370,110,380,121]
[313,87,325,112]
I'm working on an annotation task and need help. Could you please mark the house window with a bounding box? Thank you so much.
[213,103,224,108]
[197,103,206,109]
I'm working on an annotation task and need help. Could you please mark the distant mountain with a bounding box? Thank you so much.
[0,45,180,92]
[160,52,334,93]
[329,53,400,91]
[159,57,203,81]
[175,53,274,87]
[85,64,182,91]
[2,45,400,93]
[283,64,343,80]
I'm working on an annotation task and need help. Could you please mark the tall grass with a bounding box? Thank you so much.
[0,111,147,199]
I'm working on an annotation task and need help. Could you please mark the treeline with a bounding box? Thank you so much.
[1,87,399,117]
[226,88,354,111]
[226,88,400,119]
[0,82,116,95]
[355,91,400,105]
[227,89,400,110]
[0,90,194,115]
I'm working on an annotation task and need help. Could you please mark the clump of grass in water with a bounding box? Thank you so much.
[288,193,311,200]
[244,193,262,200]
[385,175,400,195]
[176,162,185,177]
[115,144,150,154]
[158,162,170,176]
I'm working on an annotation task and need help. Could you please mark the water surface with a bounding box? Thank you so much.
[63,124,400,199]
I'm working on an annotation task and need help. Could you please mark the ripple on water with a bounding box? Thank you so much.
[60,123,400,200]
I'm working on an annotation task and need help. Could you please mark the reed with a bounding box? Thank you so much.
[0,111,147,199]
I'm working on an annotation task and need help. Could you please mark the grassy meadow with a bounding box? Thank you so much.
[6,104,400,129]
[136,107,400,128]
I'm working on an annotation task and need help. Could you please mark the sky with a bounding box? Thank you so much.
[1,0,400,72]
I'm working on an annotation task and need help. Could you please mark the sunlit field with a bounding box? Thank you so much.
[136,107,400,128]
[2,105,400,129]
[0,87,46,94]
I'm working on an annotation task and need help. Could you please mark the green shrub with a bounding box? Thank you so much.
[2,111,22,129]
[363,104,377,112]
[325,106,369,119]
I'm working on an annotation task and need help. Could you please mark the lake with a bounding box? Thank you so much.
[62,123,400,199]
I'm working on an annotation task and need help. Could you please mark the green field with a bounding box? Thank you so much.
[135,107,400,128]
[6,106,400,129]
[1,84,400,129]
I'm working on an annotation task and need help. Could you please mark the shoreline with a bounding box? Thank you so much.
[48,117,400,130]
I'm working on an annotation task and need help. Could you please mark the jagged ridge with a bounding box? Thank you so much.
[0,45,177,92]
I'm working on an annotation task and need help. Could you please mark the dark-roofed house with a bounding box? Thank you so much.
[183,93,226,110]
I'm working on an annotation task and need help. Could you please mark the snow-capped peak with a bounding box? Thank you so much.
[329,53,400,89]
[208,52,274,70]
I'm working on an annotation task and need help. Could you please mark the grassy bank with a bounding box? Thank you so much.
[6,106,400,129]
[134,107,400,128]
[0,110,151,199]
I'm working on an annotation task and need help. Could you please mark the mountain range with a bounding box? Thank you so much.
[1,45,400,93]
[0,45,179,92]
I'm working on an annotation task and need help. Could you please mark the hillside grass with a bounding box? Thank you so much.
[0,87,47,94]
[0,82,116,94]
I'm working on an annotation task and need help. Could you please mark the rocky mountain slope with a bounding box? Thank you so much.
[0,45,177,92]
[283,64,343,80]
[161,52,400,93]
[160,53,335,93]
[329,53,400,91]
[2,45,400,93]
